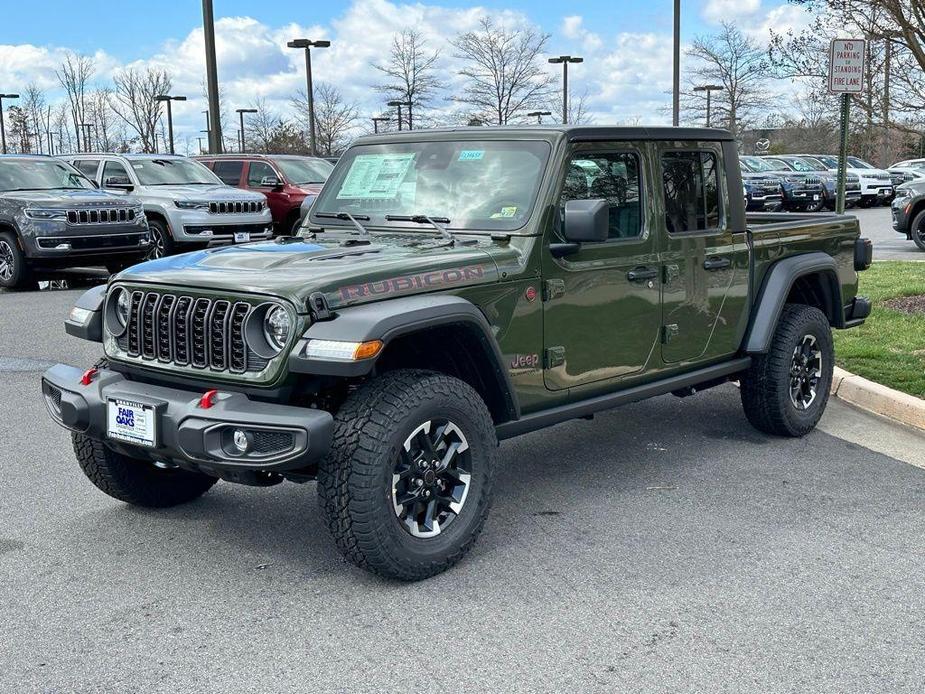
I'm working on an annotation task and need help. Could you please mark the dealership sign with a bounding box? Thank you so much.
[828,39,866,93]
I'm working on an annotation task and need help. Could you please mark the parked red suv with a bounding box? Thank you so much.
[195,154,333,235]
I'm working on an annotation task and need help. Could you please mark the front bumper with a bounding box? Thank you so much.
[163,207,274,243]
[859,182,894,199]
[21,219,151,260]
[41,364,333,473]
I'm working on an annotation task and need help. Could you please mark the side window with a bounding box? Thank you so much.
[102,160,130,184]
[213,160,244,185]
[661,151,722,234]
[73,160,100,180]
[247,161,276,187]
[561,152,643,240]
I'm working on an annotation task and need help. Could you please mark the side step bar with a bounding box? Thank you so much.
[495,357,752,440]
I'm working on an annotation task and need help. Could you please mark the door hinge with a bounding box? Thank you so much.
[662,324,679,344]
[545,346,566,369]
[543,279,566,301]
[663,264,680,284]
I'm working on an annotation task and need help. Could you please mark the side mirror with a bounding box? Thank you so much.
[563,199,609,243]
[104,176,133,190]
[260,175,282,188]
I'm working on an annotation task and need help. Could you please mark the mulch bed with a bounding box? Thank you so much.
[883,294,925,315]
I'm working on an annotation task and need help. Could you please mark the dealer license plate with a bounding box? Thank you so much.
[813,194,820,201]
[234,232,250,243]
[107,398,157,448]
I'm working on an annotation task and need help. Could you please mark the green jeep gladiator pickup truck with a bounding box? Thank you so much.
[42,126,872,581]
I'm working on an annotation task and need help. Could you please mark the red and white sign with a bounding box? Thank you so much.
[829,38,866,93]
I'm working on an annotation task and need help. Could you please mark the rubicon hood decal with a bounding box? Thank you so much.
[337,265,486,302]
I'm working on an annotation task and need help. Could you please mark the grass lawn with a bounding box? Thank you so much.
[833,261,925,399]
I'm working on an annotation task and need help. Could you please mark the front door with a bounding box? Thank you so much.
[244,161,287,222]
[657,144,748,363]
[542,144,662,391]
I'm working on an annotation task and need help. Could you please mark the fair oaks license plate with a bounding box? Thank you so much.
[813,194,820,201]
[234,232,250,243]
[107,398,156,448]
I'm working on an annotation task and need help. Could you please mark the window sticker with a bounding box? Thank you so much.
[458,150,484,161]
[490,206,518,219]
[337,153,415,199]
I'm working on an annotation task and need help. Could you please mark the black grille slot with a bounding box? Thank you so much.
[156,295,175,362]
[229,303,250,373]
[173,296,192,365]
[208,301,230,370]
[251,431,294,455]
[140,293,158,358]
[191,298,210,368]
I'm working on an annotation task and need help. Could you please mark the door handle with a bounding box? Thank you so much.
[627,266,659,282]
[703,256,731,271]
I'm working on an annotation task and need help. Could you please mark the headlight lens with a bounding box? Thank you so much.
[263,306,291,351]
[174,200,209,210]
[24,207,67,220]
[115,289,130,328]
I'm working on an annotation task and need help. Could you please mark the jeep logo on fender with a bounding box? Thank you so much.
[509,353,540,370]
[338,265,486,302]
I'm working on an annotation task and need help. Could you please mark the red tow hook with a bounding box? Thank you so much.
[198,389,219,409]
[79,367,98,386]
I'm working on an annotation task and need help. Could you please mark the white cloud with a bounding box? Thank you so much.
[702,0,762,23]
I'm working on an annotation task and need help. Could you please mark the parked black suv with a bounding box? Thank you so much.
[0,156,149,289]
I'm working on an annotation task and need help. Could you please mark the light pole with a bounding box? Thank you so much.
[48,131,58,156]
[287,38,331,156]
[236,108,257,152]
[78,122,94,152]
[202,0,223,153]
[0,93,20,154]
[387,100,411,131]
[548,56,583,124]
[672,0,681,126]
[372,116,390,134]
[527,110,552,124]
[155,95,186,154]
[693,85,724,127]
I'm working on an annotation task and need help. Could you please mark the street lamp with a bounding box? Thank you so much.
[387,100,412,131]
[548,56,583,124]
[202,0,223,153]
[236,108,258,152]
[78,122,94,152]
[693,85,724,127]
[287,38,331,156]
[672,0,681,126]
[48,131,58,156]
[155,95,186,154]
[527,110,552,124]
[0,93,20,154]
[371,116,390,134]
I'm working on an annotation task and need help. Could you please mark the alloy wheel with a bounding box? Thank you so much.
[0,239,13,281]
[147,226,165,259]
[391,419,472,538]
[789,334,823,411]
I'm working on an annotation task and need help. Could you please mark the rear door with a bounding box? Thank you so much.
[657,143,749,363]
[212,159,245,187]
[542,142,661,391]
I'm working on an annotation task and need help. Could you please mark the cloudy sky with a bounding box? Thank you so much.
[0,0,811,150]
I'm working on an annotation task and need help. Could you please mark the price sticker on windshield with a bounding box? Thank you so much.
[458,150,484,161]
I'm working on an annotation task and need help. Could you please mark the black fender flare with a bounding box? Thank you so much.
[289,294,519,421]
[64,284,107,342]
[744,252,843,354]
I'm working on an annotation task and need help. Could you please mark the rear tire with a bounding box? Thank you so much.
[317,369,497,581]
[910,210,925,251]
[740,304,834,437]
[73,433,218,507]
[0,231,35,290]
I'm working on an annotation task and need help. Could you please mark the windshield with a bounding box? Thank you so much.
[741,156,778,173]
[783,157,818,173]
[798,156,829,170]
[309,140,551,233]
[813,154,837,168]
[131,158,221,186]
[847,157,874,169]
[763,157,793,171]
[0,159,94,192]
[274,157,333,185]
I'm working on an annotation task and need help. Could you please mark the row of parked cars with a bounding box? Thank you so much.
[0,152,333,289]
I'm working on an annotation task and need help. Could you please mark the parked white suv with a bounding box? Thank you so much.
[60,154,273,257]
[808,154,896,207]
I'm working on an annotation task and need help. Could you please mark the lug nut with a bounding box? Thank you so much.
[416,479,424,487]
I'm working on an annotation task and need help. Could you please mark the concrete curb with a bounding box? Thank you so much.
[831,366,925,433]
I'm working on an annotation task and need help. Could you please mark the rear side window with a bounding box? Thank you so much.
[73,160,100,180]
[561,151,643,240]
[213,160,244,185]
[661,151,722,233]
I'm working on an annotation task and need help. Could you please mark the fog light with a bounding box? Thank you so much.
[232,429,251,453]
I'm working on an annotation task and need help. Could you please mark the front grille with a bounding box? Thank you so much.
[119,290,258,374]
[802,176,822,186]
[208,201,264,214]
[251,430,295,455]
[66,208,136,225]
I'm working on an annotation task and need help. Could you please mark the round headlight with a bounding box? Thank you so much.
[105,287,130,336]
[115,289,130,328]
[263,306,291,351]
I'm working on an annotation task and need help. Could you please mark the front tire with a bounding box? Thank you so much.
[740,304,834,437]
[0,231,35,290]
[910,210,925,251]
[73,434,218,507]
[146,219,175,259]
[317,369,497,581]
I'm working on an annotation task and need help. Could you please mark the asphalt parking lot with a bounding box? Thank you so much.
[2,243,925,692]
[852,205,922,261]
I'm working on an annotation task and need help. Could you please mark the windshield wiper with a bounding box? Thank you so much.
[315,212,371,237]
[384,214,461,245]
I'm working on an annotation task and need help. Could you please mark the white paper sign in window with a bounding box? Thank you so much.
[337,153,415,200]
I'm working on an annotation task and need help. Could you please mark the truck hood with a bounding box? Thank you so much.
[141,184,265,202]
[0,189,139,206]
[115,235,504,310]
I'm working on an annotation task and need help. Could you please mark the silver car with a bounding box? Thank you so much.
[60,154,273,257]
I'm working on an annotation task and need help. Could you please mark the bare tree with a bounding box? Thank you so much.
[372,29,441,129]
[244,98,282,153]
[683,22,773,137]
[56,52,94,150]
[291,83,359,156]
[22,84,47,154]
[451,17,555,125]
[112,67,171,153]
[552,87,594,125]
